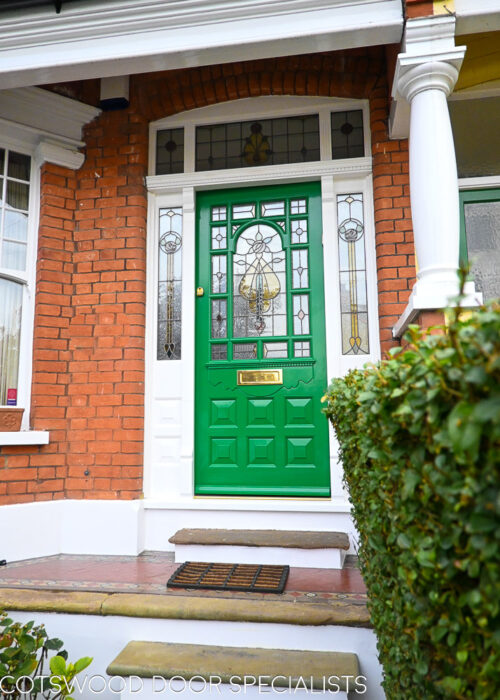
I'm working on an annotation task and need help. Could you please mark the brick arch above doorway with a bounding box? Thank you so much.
[131,48,387,123]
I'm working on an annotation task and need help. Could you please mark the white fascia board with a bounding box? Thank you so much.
[0,0,403,89]
[0,87,100,146]
[455,0,500,35]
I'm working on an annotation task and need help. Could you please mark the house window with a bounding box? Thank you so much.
[459,188,500,301]
[0,147,32,408]
[152,102,369,175]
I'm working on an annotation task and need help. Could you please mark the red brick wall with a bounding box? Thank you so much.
[0,48,416,504]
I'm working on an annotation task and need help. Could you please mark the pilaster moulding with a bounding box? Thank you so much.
[34,139,85,171]
[0,87,100,145]
[389,15,466,139]
[0,0,403,89]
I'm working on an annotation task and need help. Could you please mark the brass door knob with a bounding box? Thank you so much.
[196,287,204,297]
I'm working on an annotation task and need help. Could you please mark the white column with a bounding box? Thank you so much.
[399,60,461,304]
[390,17,481,338]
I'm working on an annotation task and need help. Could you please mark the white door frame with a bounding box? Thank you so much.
[144,96,380,512]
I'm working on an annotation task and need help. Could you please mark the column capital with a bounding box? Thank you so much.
[398,60,460,103]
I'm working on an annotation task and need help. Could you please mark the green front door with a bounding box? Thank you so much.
[195,183,330,497]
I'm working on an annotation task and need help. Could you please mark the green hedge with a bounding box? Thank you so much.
[323,304,500,699]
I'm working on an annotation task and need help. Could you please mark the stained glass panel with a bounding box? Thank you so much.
[211,206,226,222]
[211,255,227,294]
[291,219,308,244]
[156,128,184,175]
[233,343,257,360]
[195,115,320,171]
[211,226,227,250]
[158,207,183,360]
[331,110,364,160]
[233,224,287,338]
[211,299,227,338]
[211,344,227,360]
[293,294,310,335]
[337,193,369,355]
[261,201,285,217]
[263,342,288,358]
[290,199,306,214]
[232,204,255,220]
[292,249,309,289]
[294,340,310,358]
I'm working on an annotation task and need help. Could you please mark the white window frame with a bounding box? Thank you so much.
[0,134,40,431]
[144,96,380,510]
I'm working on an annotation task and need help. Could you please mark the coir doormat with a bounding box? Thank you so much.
[167,562,289,594]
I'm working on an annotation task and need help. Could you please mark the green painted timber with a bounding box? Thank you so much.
[195,182,330,497]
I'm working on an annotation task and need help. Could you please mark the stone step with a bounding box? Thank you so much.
[169,529,350,569]
[107,641,361,699]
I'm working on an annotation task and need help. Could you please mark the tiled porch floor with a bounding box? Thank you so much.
[0,552,366,603]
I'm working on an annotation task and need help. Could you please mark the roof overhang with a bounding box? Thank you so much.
[0,0,403,89]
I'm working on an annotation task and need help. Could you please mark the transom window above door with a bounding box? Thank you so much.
[150,97,370,176]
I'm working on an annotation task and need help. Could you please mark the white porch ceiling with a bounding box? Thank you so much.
[0,0,403,89]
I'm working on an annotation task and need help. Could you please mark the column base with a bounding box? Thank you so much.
[392,281,483,339]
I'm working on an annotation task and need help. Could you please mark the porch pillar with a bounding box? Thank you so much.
[390,16,481,338]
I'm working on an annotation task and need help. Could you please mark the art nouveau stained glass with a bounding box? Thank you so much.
[261,201,285,217]
[211,226,227,250]
[233,343,257,359]
[293,295,310,335]
[290,199,306,214]
[263,342,287,358]
[156,128,184,175]
[292,249,309,289]
[211,343,227,360]
[157,208,183,360]
[211,255,227,294]
[233,224,287,338]
[331,110,364,160]
[211,206,226,222]
[195,115,320,171]
[337,193,369,354]
[232,204,256,220]
[294,340,310,358]
[291,219,308,244]
[211,299,227,338]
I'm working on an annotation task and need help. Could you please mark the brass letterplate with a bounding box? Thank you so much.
[237,369,283,385]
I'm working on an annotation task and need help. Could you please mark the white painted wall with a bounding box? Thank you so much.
[8,611,385,700]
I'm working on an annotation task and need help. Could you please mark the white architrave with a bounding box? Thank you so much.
[0,0,402,89]
[391,16,481,339]
[145,96,380,513]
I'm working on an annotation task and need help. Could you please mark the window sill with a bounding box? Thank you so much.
[0,431,50,446]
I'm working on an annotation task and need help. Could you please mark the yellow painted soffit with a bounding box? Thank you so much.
[455,32,500,91]
[433,0,455,16]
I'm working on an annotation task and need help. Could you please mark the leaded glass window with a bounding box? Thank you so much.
[157,207,183,360]
[331,110,364,160]
[156,128,184,175]
[233,223,287,338]
[195,115,320,171]
[337,193,369,355]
